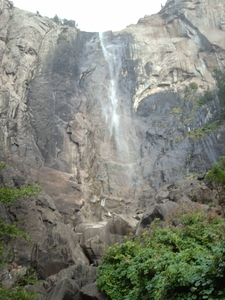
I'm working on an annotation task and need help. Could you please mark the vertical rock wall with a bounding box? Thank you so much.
[0,0,225,223]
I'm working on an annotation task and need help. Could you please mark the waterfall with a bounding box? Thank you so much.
[99,32,129,161]
[98,31,140,198]
[99,32,120,137]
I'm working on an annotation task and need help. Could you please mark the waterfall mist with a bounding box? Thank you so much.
[98,31,140,195]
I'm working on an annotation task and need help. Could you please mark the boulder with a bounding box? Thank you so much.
[80,282,106,300]
[0,202,10,223]
[77,215,138,265]
[31,222,89,279]
[7,192,62,266]
[46,278,80,300]
[169,179,215,204]
[45,265,97,292]
[8,197,47,265]
[136,201,179,234]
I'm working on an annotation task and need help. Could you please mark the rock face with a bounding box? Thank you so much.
[76,215,138,265]
[0,0,225,222]
[31,222,89,279]
[0,0,225,298]
[44,265,99,300]
[136,178,217,234]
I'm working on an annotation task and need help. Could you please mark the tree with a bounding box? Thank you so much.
[206,156,225,214]
[0,163,41,299]
[53,14,62,25]
[63,18,78,28]
[189,82,198,91]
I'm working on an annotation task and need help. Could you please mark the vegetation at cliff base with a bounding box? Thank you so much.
[97,206,225,299]
[0,163,40,299]
[206,156,225,214]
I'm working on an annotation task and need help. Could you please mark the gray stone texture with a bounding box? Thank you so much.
[0,0,225,298]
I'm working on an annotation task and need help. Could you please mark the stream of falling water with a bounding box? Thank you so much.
[98,31,141,204]
[99,32,120,137]
[99,32,130,161]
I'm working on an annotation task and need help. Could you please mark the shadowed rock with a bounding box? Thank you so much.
[46,278,80,300]
[31,223,89,279]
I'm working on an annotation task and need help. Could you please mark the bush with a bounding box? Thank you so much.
[188,119,222,139]
[63,18,78,28]
[198,90,214,107]
[97,207,225,299]
[184,82,198,103]
[189,82,198,91]
[0,286,36,300]
[206,156,225,214]
[185,82,198,95]
[0,163,40,299]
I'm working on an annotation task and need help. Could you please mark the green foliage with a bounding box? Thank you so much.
[185,82,198,95]
[184,82,199,104]
[0,219,29,245]
[188,119,222,139]
[97,207,225,299]
[57,32,69,44]
[0,163,40,299]
[5,36,9,44]
[206,157,225,213]
[97,41,102,50]
[63,18,78,28]
[198,47,204,53]
[189,82,198,91]
[53,14,62,24]
[169,107,183,114]
[198,90,214,107]
[0,286,36,300]
[16,267,38,286]
[0,220,31,269]
[0,184,41,205]
[0,163,6,170]
[206,156,225,184]
[214,69,225,107]
[52,15,78,28]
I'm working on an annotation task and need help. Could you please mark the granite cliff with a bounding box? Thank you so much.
[0,0,225,298]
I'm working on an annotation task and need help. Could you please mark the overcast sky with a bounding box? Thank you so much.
[13,0,167,32]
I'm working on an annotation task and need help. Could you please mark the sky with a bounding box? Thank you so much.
[12,0,167,32]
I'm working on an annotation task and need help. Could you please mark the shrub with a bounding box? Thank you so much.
[57,32,70,44]
[97,207,225,299]
[198,90,214,107]
[206,156,225,214]
[184,82,198,102]
[0,286,36,300]
[189,82,198,91]
[0,163,40,299]
[188,119,222,139]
